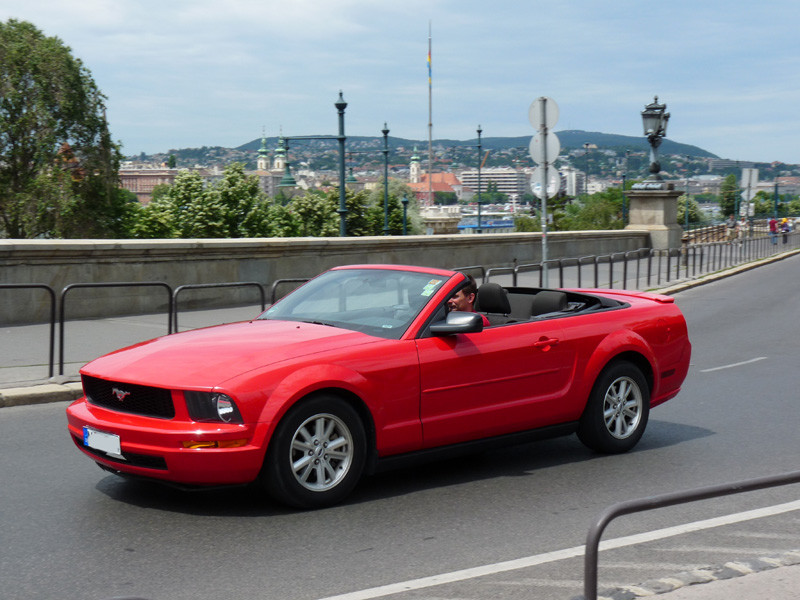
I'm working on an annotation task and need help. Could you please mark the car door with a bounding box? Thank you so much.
[415,318,577,448]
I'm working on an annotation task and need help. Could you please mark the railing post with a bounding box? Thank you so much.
[584,469,800,600]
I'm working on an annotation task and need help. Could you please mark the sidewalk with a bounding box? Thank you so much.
[593,550,800,599]
[654,564,800,599]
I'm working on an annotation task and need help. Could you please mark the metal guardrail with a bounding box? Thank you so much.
[481,232,800,291]
[0,284,57,378]
[173,282,266,332]
[59,282,174,375]
[270,278,310,304]
[583,469,800,600]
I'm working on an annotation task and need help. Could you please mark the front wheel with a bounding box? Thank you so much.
[261,395,366,509]
[577,361,650,454]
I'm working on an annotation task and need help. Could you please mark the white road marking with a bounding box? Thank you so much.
[699,356,768,373]
[316,499,800,600]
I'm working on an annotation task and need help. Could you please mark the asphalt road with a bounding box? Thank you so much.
[1,255,799,600]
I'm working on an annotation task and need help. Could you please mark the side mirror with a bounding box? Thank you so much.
[430,311,484,335]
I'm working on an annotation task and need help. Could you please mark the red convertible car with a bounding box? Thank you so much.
[66,264,691,508]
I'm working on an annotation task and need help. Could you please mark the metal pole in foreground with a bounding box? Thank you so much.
[538,98,550,288]
[476,125,483,234]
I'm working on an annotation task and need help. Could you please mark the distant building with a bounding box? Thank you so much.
[119,166,178,204]
[458,167,526,198]
[407,172,463,203]
[251,134,288,197]
[708,158,755,170]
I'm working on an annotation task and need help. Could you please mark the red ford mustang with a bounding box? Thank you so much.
[66,264,691,508]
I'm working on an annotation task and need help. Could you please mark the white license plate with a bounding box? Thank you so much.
[83,427,123,458]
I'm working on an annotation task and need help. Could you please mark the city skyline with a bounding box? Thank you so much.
[3,0,800,164]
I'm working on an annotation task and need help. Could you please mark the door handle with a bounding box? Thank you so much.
[533,337,559,349]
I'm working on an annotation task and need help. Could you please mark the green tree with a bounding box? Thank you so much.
[211,163,263,237]
[0,19,123,238]
[677,194,703,225]
[514,214,541,232]
[719,174,738,217]
[557,188,623,231]
[289,191,338,236]
[132,164,270,238]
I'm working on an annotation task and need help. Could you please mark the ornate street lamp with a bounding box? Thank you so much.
[641,96,670,180]
[335,92,348,237]
[382,122,390,234]
[278,137,297,188]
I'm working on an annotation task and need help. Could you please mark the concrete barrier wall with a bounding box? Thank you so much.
[0,230,650,323]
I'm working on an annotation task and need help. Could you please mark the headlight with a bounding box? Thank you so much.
[184,391,243,423]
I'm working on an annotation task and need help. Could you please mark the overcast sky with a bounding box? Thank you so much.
[4,0,800,164]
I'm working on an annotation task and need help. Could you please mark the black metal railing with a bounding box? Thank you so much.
[583,469,800,600]
[481,232,799,291]
[269,278,310,305]
[59,282,174,375]
[1,284,57,378]
[173,282,266,332]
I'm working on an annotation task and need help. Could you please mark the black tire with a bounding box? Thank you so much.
[261,395,366,509]
[577,360,650,454]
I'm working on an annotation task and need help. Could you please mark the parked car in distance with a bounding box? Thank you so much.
[66,264,691,508]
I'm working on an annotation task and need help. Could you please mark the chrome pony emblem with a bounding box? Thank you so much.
[112,387,131,401]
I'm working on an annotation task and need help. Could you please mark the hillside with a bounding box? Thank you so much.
[233,130,716,158]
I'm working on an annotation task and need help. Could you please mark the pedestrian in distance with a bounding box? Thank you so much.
[780,217,790,244]
[769,217,778,245]
[726,215,737,243]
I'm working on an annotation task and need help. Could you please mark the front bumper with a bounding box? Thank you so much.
[66,397,270,486]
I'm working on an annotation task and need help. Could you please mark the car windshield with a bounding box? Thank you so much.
[258,268,449,339]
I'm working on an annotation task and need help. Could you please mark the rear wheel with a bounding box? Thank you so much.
[261,395,366,509]
[577,361,649,454]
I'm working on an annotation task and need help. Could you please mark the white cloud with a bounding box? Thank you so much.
[3,0,800,162]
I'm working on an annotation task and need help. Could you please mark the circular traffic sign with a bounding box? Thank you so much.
[529,132,561,165]
[530,166,561,199]
[528,97,559,129]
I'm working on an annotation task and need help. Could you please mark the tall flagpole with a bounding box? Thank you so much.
[427,21,433,207]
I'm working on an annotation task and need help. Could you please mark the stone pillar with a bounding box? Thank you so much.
[625,182,683,249]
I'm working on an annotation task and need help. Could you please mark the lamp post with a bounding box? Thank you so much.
[621,149,629,224]
[278,137,297,189]
[275,92,348,234]
[684,174,690,231]
[401,194,409,235]
[382,122,390,235]
[641,96,670,180]
[335,92,348,236]
[476,125,483,234]
[773,181,779,218]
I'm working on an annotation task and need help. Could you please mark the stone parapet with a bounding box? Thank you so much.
[1,230,650,323]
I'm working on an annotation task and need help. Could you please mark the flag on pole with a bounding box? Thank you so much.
[427,48,431,85]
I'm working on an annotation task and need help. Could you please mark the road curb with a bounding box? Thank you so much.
[589,549,800,600]
[0,382,83,408]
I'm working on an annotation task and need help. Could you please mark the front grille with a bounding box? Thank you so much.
[71,434,168,470]
[82,375,175,419]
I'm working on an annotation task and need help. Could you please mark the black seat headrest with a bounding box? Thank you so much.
[475,283,511,315]
[530,290,567,316]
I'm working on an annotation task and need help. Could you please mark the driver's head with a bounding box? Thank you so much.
[447,274,478,312]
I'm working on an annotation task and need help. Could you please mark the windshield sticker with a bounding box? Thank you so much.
[421,279,442,297]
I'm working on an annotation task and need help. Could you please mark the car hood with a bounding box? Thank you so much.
[80,319,380,389]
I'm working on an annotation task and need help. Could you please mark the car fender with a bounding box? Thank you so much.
[249,362,379,435]
[577,328,658,404]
